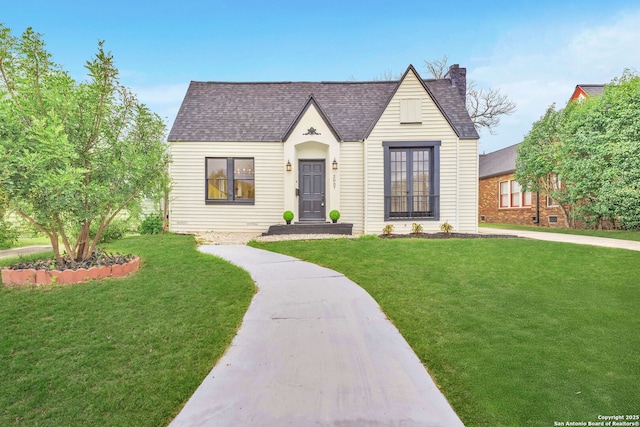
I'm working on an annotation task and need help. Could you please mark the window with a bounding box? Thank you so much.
[499,179,531,208]
[383,141,440,220]
[205,157,254,204]
[400,99,422,124]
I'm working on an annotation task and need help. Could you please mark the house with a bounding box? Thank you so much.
[478,144,566,227]
[478,82,607,228]
[167,64,479,235]
[569,84,605,102]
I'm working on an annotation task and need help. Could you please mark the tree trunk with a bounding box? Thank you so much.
[75,223,91,260]
[162,194,169,231]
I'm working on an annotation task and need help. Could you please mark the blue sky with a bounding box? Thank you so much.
[3,0,640,152]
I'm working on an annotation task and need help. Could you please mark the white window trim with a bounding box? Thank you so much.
[499,179,532,209]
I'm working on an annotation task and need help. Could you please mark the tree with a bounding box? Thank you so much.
[516,70,640,229]
[424,56,516,134]
[515,105,574,226]
[0,25,168,263]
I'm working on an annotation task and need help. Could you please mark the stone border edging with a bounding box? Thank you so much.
[1,256,140,286]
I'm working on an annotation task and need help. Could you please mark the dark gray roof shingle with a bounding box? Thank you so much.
[168,72,479,142]
[479,143,519,179]
[578,84,605,97]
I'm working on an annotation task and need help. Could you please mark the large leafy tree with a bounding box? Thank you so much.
[516,70,640,229]
[515,105,574,226]
[0,25,168,262]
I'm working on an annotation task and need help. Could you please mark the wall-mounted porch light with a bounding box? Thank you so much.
[286,160,292,171]
[332,158,338,170]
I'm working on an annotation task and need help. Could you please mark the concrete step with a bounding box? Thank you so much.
[264,222,353,236]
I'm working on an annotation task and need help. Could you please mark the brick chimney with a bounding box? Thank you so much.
[444,64,466,100]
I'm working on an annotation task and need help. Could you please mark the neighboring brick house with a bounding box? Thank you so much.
[478,143,566,227]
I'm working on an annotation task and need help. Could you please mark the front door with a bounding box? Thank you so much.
[299,160,325,221]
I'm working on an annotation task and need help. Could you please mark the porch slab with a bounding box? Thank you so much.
[264,223,353,236]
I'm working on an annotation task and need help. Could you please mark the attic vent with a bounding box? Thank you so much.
[400,99,422,124]
[548,216,558,224]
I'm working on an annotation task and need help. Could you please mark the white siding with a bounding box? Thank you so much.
[364,69,478,234]
[457,139,479,233]
[340,141,365,234]
[169,141,284,233]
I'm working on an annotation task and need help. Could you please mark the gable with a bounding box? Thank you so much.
[364,65,478,140]
[281,96,341,142]
[282,100,340,145]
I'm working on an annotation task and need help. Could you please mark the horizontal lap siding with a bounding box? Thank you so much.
[169,141,284,233]
[457,139,479,233]
[365,70,478,234]
[340,141,365,234]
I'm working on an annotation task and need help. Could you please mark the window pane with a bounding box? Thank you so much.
[234,159,254,200]
[499,182,509,207]
[523,191,532,206]
[207,158,228,200]
[234,159,254,179]
[207,159,227,179]
[390,150,407,214]
[412,150,430,213]
[510,181,520,207]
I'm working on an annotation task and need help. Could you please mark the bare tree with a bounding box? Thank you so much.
[466,81,517,134]
[425,56,516,134]
[424,55,449,79]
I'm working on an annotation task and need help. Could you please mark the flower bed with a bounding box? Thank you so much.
[1,256,140,285]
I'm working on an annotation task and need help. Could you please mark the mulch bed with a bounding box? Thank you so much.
[5,249,135,271]
[379,232,520,239]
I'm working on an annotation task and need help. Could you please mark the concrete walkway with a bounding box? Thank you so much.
[478,227,640,251]
[0,245,53,259]
[169,245,464,427]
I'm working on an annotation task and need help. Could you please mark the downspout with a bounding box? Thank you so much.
[534,191,540,224]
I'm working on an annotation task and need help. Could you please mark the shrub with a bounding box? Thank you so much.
[283,210,294,223]
[440,221,453,234]
[411,223,423,234]
[329,210,340,222]
[140,213,164,235]
[0,220,19,249]
[382,224,394,236]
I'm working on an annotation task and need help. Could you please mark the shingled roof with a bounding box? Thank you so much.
[168,66,479,142]
[479,143,519,179]
[577,84,605,97]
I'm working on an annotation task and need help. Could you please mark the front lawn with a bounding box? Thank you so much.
[0,234,255,427]
[481,222,640,242]
[251,237,640,427]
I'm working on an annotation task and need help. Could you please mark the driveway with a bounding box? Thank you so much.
[478,227,640,251]
[169,245,464,427]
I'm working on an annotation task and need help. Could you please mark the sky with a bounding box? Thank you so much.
[3,0,640,153]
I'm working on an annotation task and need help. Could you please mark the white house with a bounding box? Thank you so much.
[167,64,479,235]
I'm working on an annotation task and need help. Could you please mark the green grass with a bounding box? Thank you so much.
[15,235,52,247]
[0,234,255,427]
[481,222,640,242]
[250,237,640,427]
